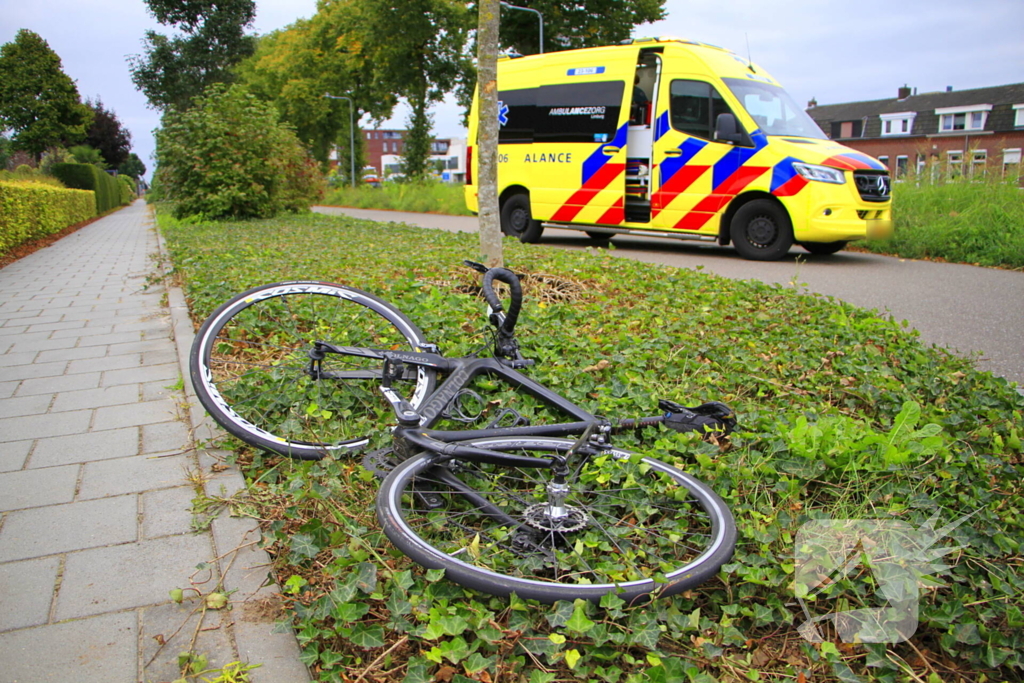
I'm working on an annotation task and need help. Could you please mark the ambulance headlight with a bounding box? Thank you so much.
[793,162,846,184]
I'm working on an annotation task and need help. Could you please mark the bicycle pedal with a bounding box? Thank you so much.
[414,490,445,510]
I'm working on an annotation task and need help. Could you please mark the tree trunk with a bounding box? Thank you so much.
[475,0,502,268]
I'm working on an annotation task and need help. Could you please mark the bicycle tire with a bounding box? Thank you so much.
[377,436,735,603]
[190,281,437,460]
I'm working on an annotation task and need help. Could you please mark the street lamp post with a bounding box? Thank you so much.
[323,93,356,188]
[499,2,543,54]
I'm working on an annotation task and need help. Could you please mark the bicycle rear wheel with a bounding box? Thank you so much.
[190,282,437,460]
[377,437,735,603]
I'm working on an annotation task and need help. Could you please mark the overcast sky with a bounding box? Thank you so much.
[2,0,1022,180]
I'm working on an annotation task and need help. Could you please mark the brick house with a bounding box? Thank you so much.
[806,83,1024,184]
[355,129,467,182]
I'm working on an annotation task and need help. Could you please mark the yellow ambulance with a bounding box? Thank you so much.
[465,37,892,260]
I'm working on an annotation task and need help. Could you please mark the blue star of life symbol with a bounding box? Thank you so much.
[497,101,509,127]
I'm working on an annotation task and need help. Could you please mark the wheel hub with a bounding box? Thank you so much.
[522,503,589,533]
[747,216,777,247]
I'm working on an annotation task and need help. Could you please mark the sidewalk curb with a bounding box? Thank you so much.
[155,219,311,682]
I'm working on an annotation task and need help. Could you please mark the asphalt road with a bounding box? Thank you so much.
[314,206,1023,389]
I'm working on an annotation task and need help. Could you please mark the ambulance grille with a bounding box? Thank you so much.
[853,171,891,203]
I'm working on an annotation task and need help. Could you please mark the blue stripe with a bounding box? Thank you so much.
[711,129,768,190]
[581,123,629,184]
[659,138,707,186]
[654,111,670,142]
[770,157,802,192]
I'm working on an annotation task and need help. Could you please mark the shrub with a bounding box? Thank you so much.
[0,181,94,255]
[154,83,323,220]
[50,162,120,213]
[117,174,136,205]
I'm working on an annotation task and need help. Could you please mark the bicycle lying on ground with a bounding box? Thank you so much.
[189,261,738,603]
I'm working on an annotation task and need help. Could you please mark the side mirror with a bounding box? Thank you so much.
[714,113,748,145]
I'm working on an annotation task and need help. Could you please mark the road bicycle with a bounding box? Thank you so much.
[189,262,738,603]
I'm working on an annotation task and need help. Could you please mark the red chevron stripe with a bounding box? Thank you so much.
[596,197,624,225]
[772,174,809,197]
[651,165,709,215]
[674,166,769,230]
[550,163,625,222]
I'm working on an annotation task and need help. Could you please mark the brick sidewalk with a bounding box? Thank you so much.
[0,201,309,682]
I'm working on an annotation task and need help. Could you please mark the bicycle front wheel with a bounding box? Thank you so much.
[190,282,437,460]
[377,437,735,603]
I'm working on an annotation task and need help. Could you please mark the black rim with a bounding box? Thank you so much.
[746,215,778,249]
[509,207,529,235]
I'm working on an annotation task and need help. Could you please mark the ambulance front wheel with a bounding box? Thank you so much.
[730,200,794,261]
[501,194,544,243]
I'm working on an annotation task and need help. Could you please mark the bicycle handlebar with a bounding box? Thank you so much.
[481,267,523,338]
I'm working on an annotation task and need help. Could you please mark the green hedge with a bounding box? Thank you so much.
[0,181,96,255]
[117,174,136,205]
[50,163,122,214]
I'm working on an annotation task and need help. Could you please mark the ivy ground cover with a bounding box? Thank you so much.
[160,211,1023,683]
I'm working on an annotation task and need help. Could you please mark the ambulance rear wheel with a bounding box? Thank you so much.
[730,200,793,261]
[501,194,544,243]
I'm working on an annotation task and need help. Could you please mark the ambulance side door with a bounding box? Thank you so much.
[651,78,758,233]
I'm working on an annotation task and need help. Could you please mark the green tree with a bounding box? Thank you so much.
[0,30,92,158]
[84,99,132,168]
[499,0,666,55]
[339,0,472,181]
[154,83,322,219]
[118,153,147,179]
[0,134,11,170]
[69,144,107,168]
[129,0,257,111]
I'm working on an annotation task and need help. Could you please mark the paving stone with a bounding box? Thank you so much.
[65,353,141,375]
[234,611,311,683]
[141,602,237,683]
[212,511,272,598]
[0,409,92,442]
[141,485,198,538]
[0,393,52,418]
[0,555,60,631]
[92,399,179,430]
[0,310,63,324]
[15,372,101,397]
[0,382,18,400]
[29,428,138,468]
[102,362,178,387]
[141,420,190,455]
[1,360,68,382]
[25,319,88,334]
[0,464,79,511]
[48,324,113,339]
[79,453,190,500]
[0,440,31,472]
[0,611,137,683]
[49,384,138,413]
[0,351,39,367]
[75,331,145,348]
[55,533,215,620]
[0,495,137,562]
[4,335,78,355]
[33,345,108,364]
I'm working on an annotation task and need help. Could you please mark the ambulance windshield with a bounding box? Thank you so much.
[723,78,827,139]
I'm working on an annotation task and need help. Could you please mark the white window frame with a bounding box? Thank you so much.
[1013,105,1024,128]
[896,155,909,179]
[947,150,964,179]
[879,111,916,136]
[971,149,988,177]
[878,155,890,170]
[935,104,992,132]
[1003,148,1021,178]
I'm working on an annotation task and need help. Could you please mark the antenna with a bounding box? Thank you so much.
[745,33,756,73]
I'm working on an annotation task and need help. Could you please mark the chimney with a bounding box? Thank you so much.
[807,97,817,108]
[897,85,912,100]
[946,86,953,92]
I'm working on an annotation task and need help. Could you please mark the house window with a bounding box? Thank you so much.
[916,153,927,176]
[880,112,916,136]
[896,155,909,179]
[1013,105,1024,128]
[1003,148,1020,178]
[878,155,890,170]
[947,150,963,179]
[971,150,987,177]
[935,104,992,132]
[831,120,863,139]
